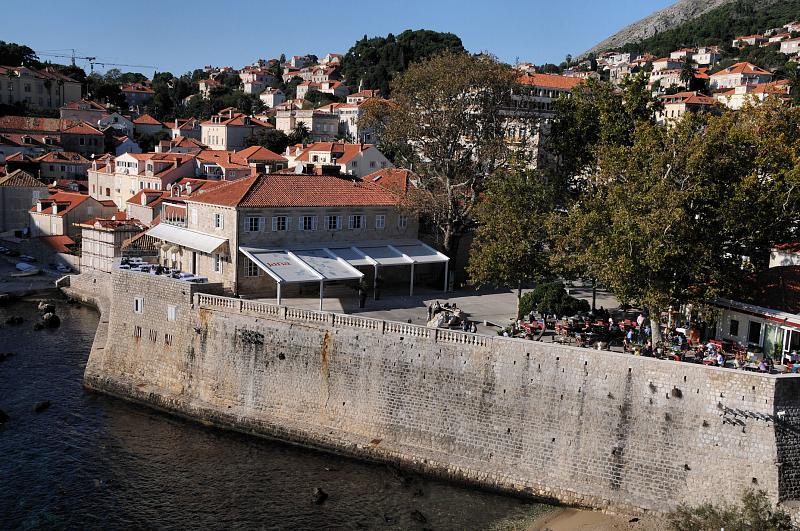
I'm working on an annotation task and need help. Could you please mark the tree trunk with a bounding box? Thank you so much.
[591,278,597,311]
[647,307,663,346]
[442,229,462,289]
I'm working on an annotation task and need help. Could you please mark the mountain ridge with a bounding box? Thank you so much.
[583,0,738,56]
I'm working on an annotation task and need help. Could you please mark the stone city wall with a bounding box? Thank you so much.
[80,268,800,516]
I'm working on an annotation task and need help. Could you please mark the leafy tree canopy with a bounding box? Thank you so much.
[340,29,465,95]
[246,128,290,154]
[0,41,40,68]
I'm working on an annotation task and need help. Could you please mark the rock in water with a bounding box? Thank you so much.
[42,313,61,328]
[38,302,55,314]
[0,409,8,424]
[33,323,44,331]
[34,400,51,413]
[312,487,328,504]
[411,510,427,523]
[5,316,23,325]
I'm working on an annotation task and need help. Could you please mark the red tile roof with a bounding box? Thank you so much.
[236,145,287,162]
[133,114,164,126]
[62,122,103,136]
[293,142,375,164]
[711,62,772,77]
[367,168,415,195]
[39,235,77,254]
[30,191,92,216]
[517,73,583,91]
[188,173,400,208]
[61,99,108,111]
[0,170,44,187]
[35,151,91,164]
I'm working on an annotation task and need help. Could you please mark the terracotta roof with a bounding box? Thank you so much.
[188,173,400,208]
[367,168,414,195]
[711,62,772,77]
[0,169,44,187]
[30,191,93,216]
[0,116,78,133]
[39,235,77,254]
[293,142,375,164]
[236,145,287,162]
[133,114,164,126]
[35,151,91,164]
[200,112,272,128]
[120,83,154,94]
[517,73,583,91]
[61,99,108,111]
[62,122,103,136]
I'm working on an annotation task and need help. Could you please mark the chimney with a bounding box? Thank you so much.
[36,201,42,213]
[185,182,192,195]
[51,202,57,215]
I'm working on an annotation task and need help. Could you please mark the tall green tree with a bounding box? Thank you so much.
[467,165,554,301]
[364,51,533,273]
[550,102,800,341]
[340,29,465,95]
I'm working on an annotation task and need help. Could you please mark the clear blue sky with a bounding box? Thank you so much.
[4,0,674,76]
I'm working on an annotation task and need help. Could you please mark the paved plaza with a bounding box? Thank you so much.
[254,280,622,337]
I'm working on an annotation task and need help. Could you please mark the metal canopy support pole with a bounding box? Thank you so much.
[443,261,449,293]
[373,264,379,300]
[277,281,282,306]
[410,262,415,296]
[319,280,324,311]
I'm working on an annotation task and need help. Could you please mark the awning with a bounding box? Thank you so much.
[240,240,448,284]
[241,247,362,284]
[145,224,228,254]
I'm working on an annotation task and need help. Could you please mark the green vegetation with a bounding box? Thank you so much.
[548,97,800,336]
[517,283,590,320]
[364,51,530,277]
[618,0,800,58]
[0,41,39,67]
[245,128,290,154]
[467,165,554,301]
[668,489,791,530]
[340,29,465,95]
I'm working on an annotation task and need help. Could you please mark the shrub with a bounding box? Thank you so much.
[667,489,791,531]
[517,282,590,319]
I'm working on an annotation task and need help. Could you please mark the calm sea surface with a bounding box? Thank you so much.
[0,295,548,530]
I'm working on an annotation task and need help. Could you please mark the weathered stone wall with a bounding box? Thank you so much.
[82,269,800,516]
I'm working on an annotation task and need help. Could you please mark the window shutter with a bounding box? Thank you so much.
[285,217,291,231]
[259,217,265,231]
[272,217,278,232]
[312,216,318,231]
[298,217,304,231]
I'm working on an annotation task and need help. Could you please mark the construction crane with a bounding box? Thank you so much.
[35,49,156,73]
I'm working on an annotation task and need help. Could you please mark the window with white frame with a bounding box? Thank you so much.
[167,305,177,322]
[272,215,289,232]
[349,214,363,229]
[300,215,318,231]
[246,216,263,232]
[133,297,144,314]
[213,253,224,273]
[327,215,341,230]
[245,260,260,277]
[213,212,224,229]
[398,214,408,229]
[190,208,198,226]
[375,214,385,230]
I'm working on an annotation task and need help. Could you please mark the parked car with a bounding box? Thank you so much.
[19,255,37,262]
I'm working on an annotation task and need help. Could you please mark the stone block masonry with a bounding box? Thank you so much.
[79,269,800,516]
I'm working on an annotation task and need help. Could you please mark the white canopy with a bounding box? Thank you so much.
[145,224,228,254]
[241,247,363,284]
[240,240,449,308]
